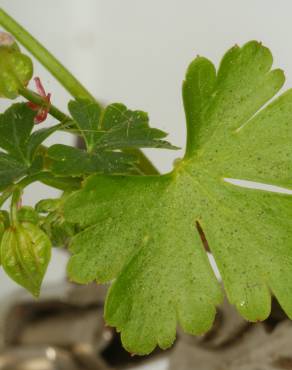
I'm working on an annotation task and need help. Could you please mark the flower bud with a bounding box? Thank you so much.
[1,222,51,296]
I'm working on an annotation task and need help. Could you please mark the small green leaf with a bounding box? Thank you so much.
[97,103,177,150]
[0,152,27,190]
[0,104,54,191]
[38,173,82,191]
[40,212,76,247]
[36,197,77,247]
[47,144,135,176]
[36,198,60,213]
[1,222,51,297]
[28,155,44,175]
[68,100,177,152]
[26,125,61,161]
[0,42,33,99]
[18,206,39,224]
[64,100,176,177]
[68,99,102,152]
[64,41,292,354]
[0,103,35,163]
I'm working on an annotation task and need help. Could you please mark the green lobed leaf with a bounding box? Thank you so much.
[0,43,33,99]
[0,104,70,191]
[47,144,135,176]
[64,41,292,354]
[69,100,177,152]
[1,222,51,297]
[58,100,177,177]
[0,103,61,165]
[96,103,178,150]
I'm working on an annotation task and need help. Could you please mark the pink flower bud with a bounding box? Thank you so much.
[27,77,51,124]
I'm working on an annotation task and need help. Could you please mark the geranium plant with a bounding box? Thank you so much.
[0,7,292,355]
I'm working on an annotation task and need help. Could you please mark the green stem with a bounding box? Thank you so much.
[123,148,159,175]
[19,88,78,134]
[0,7,95,101]
[10,188,22,226]
[0,172,81,210]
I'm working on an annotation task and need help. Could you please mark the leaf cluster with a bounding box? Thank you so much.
[0,69,175,298]
[1,26,292,357]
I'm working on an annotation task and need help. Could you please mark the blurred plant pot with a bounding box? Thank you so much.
[0,282,171,370]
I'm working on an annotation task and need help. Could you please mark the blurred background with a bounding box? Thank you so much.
[0,1,292,368]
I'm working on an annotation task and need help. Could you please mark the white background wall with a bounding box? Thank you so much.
[1,0,292,297]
